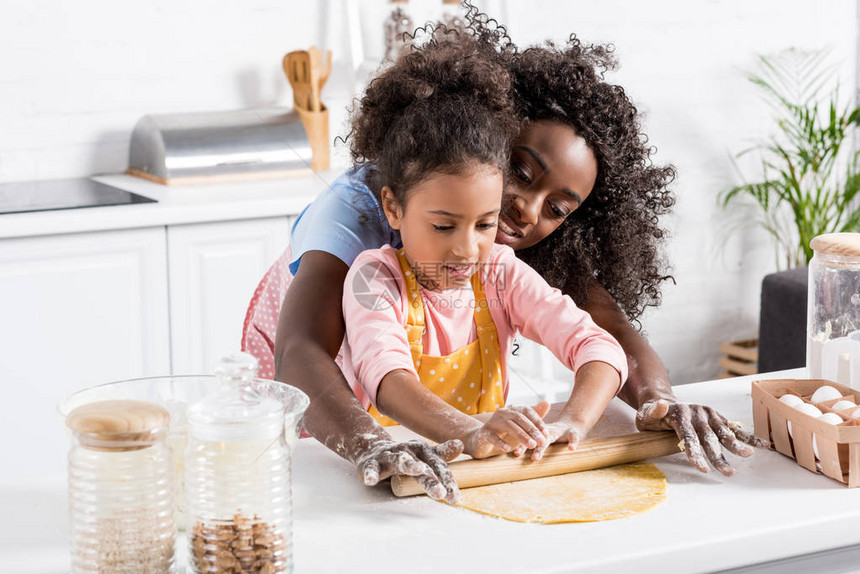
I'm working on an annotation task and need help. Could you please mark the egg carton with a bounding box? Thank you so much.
[751,379,860,487]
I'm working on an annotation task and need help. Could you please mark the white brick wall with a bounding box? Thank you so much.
[1,0,856,389]
[0,0,319,180]
[500,0,858,391]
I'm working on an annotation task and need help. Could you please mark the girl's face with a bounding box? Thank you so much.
[382,165,503,291]
[496,120,598,251]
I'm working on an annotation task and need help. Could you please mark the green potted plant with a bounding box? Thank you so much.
[721,47,860,269]
[718,48,860,376]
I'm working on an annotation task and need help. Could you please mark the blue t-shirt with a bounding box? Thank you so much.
[289,164,402,275]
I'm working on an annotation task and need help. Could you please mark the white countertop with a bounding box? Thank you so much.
[0,171,342,239]
[290,368,860,574]
[5,368,860,574]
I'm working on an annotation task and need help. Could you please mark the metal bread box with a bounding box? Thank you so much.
[127,107,321,185]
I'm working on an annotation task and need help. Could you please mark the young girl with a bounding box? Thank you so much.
[338,29,628,461]
[242,8,764,501]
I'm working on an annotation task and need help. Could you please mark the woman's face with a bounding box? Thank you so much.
[496,120,598,251]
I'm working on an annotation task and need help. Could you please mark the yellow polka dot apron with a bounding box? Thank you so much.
[368,249,505,426]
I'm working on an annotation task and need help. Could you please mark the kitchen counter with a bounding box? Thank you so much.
[0,171,342,239]
[4,368,860,574]
[290,368,860,574]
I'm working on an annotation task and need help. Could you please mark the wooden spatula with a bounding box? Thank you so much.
[283,50,312,111]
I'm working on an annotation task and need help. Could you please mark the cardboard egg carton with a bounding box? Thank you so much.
[752,379,860,487]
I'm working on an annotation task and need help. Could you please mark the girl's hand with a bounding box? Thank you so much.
[463,403,550,459]
[528,419,586,461]
[635,399,770,476]
[356,438,463,503]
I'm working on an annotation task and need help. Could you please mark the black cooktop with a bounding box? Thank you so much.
[0,178,156,215]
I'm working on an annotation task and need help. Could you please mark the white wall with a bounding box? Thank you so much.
[1,0,857,387]
[500,0,858,387]
[0,0,323,180]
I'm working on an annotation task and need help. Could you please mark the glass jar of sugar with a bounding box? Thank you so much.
[185,352,308,574]
[808,233,860,389]
[66,399,175,573]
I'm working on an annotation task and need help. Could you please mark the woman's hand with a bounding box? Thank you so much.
[463,403,550,459]
[635,398,770,475]
[355,438,464,503]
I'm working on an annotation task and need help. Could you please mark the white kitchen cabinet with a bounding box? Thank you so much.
[0,173,322,489]
[0,227,170,485]
[167,216,291,375]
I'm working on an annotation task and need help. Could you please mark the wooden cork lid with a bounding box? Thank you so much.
[810,233,860,258]
[66,399,170,450]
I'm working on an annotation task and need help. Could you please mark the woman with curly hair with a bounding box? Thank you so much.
[241,10,767,503]
[503,38,766,477]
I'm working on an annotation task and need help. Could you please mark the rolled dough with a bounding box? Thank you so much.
[455,462,667,523]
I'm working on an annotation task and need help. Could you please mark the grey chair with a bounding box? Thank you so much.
[758,267,808,372]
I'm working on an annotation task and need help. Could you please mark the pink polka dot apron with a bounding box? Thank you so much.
[368,249,505,426]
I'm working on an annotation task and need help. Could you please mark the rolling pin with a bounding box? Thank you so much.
[390,431,681,497]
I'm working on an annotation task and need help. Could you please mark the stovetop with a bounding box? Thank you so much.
[0,178,156,215]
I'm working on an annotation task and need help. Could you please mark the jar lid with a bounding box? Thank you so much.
[66,399,169,451]
[188,352,284,441]
[810,233,860,258]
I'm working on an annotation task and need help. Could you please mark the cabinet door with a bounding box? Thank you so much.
[0,227,170,486]
[167,217,290,374]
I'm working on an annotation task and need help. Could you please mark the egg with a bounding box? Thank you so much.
[819,412,844,425]
[831,399,857,412]
[813,413,845,460]
[779,394,804,407]
[796,403,823,418]
[850,408,860,420]
[789,403,822,438]
[811,385,842,403]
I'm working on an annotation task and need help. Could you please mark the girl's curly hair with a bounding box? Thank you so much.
[510,38,677,323]
[348,23,519,205]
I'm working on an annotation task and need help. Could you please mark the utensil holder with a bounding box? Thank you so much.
[295,106,330,171]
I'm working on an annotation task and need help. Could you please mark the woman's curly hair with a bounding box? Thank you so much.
[348,21,519,205]
[347,3,675,323]
[510,38,677,323]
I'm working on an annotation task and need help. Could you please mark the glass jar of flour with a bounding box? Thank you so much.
[808,232,860,389]
[67,400,175,573]
[185,352,308,574]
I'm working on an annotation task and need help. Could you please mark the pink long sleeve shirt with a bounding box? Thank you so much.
[340,244,628,410]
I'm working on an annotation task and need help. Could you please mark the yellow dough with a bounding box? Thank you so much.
[455,462,667,524]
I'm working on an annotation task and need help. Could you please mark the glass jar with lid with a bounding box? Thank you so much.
[807,232,860,389]
[440,0,467,30]
[185,352,308,574]
[383,0,413,62]
[66,399,175,573]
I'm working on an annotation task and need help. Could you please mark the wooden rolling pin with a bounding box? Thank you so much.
[391,431,681,497]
